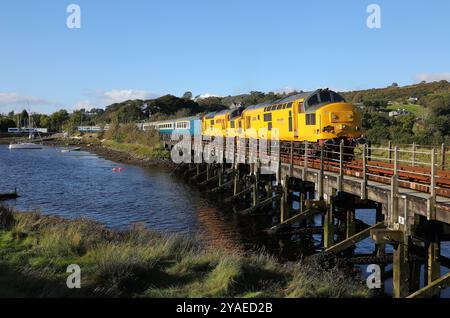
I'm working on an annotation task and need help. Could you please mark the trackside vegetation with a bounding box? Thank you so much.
[102,122,170,160]
[0,205,370,298]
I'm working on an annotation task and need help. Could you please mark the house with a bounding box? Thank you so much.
[389,109,410,117]
[407,97,419,104]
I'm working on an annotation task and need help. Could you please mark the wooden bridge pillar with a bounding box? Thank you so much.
[374,202,386,262]
[280,176,290,224]
[393,240,411,298]
[252,163,260,207]
[233,163,240,196]
[346,209,356,239]
[427,232,441,288]
[323,188,336,249]
[206,163,211,180]
[218,163,224,187]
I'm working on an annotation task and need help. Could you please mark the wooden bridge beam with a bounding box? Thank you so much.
[326,222,384,253]
[239,194,281,216]
[267,208,319,235]
[407,272,450,298]
[224,187,253,203]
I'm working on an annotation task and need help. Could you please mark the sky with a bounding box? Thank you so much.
[1,0,450,114]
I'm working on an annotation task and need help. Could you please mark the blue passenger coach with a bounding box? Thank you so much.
[143,117,202,136]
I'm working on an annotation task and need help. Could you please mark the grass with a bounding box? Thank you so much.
[102,139,170,160]
[0,205,370,298]
[353,143,449,170]
[386,104,425,116]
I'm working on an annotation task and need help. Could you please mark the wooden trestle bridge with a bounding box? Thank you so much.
[169,138,450,298]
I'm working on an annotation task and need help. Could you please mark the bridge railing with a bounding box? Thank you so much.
[369,141,449,171]
[279,140,447,199]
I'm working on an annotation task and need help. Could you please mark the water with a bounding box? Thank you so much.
[0,145,274,252]
[0,145,448,296]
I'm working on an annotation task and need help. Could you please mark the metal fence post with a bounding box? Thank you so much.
[412,142,416,167]
[318,144,324,200]
[441,143,446,171]
[361,143,367,200]
[388,141,393,164]
[290,141,294,175]
[303,141,308,180]
[391,146,399,226]
[428,148,436,220]
[339,139,344,192]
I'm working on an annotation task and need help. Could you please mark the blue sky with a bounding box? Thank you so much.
[1,0,450,113]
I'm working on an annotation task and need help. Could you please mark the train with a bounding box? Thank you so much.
[145,89,363,150]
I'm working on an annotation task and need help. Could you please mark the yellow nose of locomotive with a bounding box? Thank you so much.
[319,102,362,139]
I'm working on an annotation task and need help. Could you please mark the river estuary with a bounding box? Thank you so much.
[0,144,448,296]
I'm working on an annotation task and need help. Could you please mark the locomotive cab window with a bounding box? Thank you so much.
[307,94,319,107]
[319,91,332,103]
[331,92,345,103]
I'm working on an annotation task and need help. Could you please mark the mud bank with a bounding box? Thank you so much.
[43,138,175,169]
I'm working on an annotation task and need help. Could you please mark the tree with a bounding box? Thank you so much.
[19,110,29,127]
[39,115,51,129]
[182,91,193,100]
[50,109,69,132]
[0,117,16,132]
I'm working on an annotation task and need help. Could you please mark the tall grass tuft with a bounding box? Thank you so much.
[0,205,15,230]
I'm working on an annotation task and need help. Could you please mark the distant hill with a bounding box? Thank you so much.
[340,80,450,105]
[99,91,302,123]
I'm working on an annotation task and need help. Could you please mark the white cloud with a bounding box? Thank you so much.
[196,93,221,100]
[273,87,301,94]
[0,92,51,113]
[99,89,159,105]
[414,72,450,83]
[73,100,93,111]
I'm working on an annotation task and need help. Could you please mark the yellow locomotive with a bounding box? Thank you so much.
[202,89,362,146]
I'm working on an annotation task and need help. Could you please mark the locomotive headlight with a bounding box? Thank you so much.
[332,114,338,120]
[342,124,348,129]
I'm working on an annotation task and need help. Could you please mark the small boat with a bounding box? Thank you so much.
[0,190,20,201]
[9,142,43,150]
[61,147,81,153]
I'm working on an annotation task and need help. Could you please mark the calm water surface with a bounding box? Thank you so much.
[0,145,260,251]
